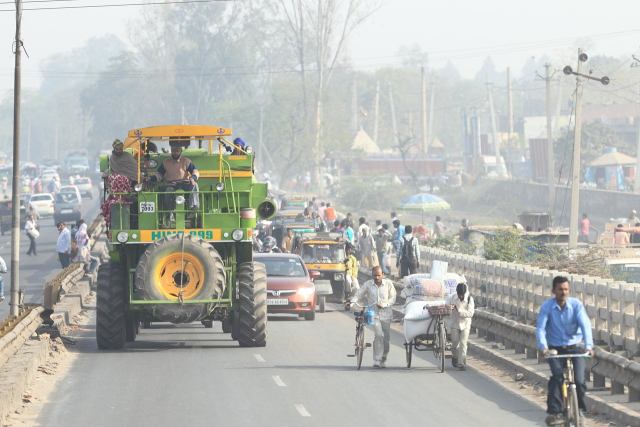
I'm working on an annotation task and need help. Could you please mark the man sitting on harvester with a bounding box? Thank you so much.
[156,141,200,208]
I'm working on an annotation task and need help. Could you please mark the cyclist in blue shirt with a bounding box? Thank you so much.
[536,276,593,426]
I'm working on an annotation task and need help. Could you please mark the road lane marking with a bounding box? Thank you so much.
[272,375,286,387]
[254,353,265,362]
[294,404,310,417]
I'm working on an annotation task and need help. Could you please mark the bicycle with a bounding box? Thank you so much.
[347,303,374,370]
[544,350,591,427]
[404,303,451,373]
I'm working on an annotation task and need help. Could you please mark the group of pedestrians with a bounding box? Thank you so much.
[56,219,97,274]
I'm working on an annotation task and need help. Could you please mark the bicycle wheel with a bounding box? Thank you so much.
[356,325,365,370]
[566,385,579,427]
[438,321,446,373]
[405,341,413,368]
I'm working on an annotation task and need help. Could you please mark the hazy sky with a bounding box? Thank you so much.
[0,0,639,98]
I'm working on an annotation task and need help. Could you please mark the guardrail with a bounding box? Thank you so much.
[472,308,640,425]
[420,246,640,356]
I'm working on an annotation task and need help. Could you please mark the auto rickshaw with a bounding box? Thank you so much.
[298,232,347,312]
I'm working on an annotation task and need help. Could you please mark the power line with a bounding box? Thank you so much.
[0,0,231,11]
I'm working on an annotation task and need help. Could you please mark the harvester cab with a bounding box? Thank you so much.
[98,125,276,350]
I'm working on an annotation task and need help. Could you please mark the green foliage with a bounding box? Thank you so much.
[426,236,476,255]
[483,230,526,262]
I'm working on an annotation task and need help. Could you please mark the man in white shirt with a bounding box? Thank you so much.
[447,282,475,370]
[356,266,397,368]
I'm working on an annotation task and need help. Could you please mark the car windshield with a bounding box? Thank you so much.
[30,195,52,202]
[301,244,344,263]
[56,192,78,203]
[260,258,306,277]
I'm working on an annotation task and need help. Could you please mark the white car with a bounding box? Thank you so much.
[59,185,82,202]
[72,177,93,199]
[28,193,55,217]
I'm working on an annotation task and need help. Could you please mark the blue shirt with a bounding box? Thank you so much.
[56,228,71,254]
[536,297,593,350]
[344,227,354,243]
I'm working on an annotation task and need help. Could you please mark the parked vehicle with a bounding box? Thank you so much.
[53,191,82,224]
[27,193,55,217]
[254,253,318,321]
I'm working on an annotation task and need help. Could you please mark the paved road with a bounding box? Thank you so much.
[39,304,545,427]
[0,192,99,319]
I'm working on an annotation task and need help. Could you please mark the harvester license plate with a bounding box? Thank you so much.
[267,298,289,306]
[139,202,155,213]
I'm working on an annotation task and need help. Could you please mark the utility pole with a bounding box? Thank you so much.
[506,67,514,145]
[372,81,380,143]
[388,83,399,146]
[537,63,557,211]
[427,83,435,148]
[258,105,264,173]
[9,0,23,317]
[420,66,428,155]
[487,83,501,169]
[635,86,640,194]
[564,51,609,249]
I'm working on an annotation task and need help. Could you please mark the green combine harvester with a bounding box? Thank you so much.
[98,125,276,349]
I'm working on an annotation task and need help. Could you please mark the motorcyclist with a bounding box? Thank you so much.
[262,236,281,253]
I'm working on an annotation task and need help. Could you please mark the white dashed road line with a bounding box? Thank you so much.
[272,375,286,387]
[294,404,311,417]
[254,353,265,362]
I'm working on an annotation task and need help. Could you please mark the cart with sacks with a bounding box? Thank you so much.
[401,273,466,371]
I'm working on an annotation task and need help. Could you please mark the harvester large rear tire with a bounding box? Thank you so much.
[235,262,267,347]
[96,263,127,350]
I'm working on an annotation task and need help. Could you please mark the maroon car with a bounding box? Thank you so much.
[254,253,318,321]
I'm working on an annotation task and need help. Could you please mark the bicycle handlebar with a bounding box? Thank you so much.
[544,352,591,359]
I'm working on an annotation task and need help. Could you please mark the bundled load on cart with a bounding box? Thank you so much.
[401,264,467,371]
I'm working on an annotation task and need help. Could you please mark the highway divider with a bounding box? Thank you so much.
[0,214,106,425]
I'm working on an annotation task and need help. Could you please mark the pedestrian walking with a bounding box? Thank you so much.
[375,226,391,275]
[56,222,72,268]
[358,227,376,269]
[24,215,39,256]
[579,214,592,244]
[433,216,446,239]
[447,283,475,370]
[397,225,420,278]
[356,266,396,368]
[344,245,359,305]
[75,219,88,248]
[0,255,7,302]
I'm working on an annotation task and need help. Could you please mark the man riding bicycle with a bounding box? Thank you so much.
[536,276,593,426]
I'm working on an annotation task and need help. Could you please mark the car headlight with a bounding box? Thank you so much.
[116,231,129,243]
[297,287,315,297]
[176,195,186,205]
[232,229,244,241]
[334,273,345,281]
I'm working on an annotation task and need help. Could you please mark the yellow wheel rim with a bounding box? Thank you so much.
[153,253,205,300]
